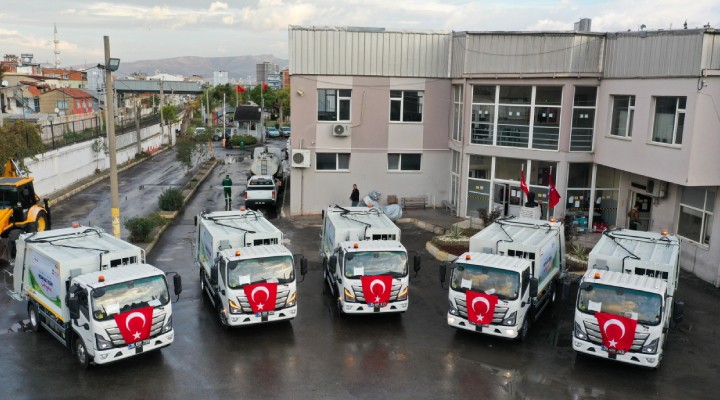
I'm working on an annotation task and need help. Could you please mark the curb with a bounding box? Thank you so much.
[143,159,218,255]
[425,240,457,262]
[397,217,448,235]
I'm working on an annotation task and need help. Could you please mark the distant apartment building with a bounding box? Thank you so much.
[256,61,279,86]
[288,25,720,286]
[213,70,228,86]
[38,88,93,115]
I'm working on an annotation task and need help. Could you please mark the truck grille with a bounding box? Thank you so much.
[351,284,402,303]
[455,297,508,324]
[238,286,291,313]
[106,311,166,347]
[582,319,649,351]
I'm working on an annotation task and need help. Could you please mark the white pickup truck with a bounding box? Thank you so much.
[244,175,277,213]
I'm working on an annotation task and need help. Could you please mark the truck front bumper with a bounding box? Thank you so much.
[339,299,408,314]
[573,339,660,368]
[447,314,519,339]
[227,305,297,326]
[93,330,174,365]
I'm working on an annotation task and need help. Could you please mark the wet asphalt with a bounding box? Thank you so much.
[1,139,719,399]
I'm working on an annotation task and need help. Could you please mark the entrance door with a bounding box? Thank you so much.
[493,182,522,217]
[630,193,652,231]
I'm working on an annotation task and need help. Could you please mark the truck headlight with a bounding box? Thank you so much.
[448,299,459,316]
[502,311,516,326]
[161,315,173,333]
[95,333,113,350]
[641,338,659,354]
[574,321,587,340]
[397,286,409,301]
[228,299,243,314]
[286,291,297,307]
[344,287,356,302]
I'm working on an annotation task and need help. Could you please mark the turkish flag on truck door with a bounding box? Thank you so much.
[114,306,154,344]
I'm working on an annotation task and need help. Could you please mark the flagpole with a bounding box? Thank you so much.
[261,82,265,144]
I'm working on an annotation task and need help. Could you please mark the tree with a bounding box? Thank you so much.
[162,104,179,124]
[0,120,45,173]
[275,87,290,122]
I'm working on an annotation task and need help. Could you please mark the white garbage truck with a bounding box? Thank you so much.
[572,229,683,368]
[7,225,182,368]
[440,217,566,340]
[321,206,421,315]
[194,210,307,327]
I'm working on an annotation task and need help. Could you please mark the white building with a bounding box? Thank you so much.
[213,70,228,86]
[288,25,720,287]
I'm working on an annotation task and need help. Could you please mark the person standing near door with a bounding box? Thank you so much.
[628,201,641,230]
[350,184,360,207]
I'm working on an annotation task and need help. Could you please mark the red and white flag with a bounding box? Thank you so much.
[595,311,638,353]
[236,85,246,93]
[361,275,393,306]
[114,306,154,344]
[520,167,529,196]
[548,171,561,209]
[466,290,498,325]
[261,82,268,91]
[243,282,278,313]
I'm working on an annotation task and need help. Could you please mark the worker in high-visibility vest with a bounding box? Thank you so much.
[222,174,233,210]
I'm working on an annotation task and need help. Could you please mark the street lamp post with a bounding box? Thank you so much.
[103,36,122,238]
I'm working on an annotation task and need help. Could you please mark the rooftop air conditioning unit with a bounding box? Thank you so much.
[332,124,351,137]
[646,179,667,198]
[291,149,311,168]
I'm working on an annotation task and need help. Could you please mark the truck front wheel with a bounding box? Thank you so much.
[75,339,90,369]
[517,317,530,342]
[28,303,41,332]
[217,305,229,328]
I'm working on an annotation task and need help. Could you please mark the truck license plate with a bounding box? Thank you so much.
[129,339,150,350]
[601,345,625,355]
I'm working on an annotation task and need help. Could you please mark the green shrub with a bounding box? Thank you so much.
[158,187,184,211]
[124,217,155,243]
[231,134,257,146]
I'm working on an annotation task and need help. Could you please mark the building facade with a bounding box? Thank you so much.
[288,26,720,286]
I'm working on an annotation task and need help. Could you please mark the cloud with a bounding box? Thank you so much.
[0,28,20,36]
[209,2,229,13]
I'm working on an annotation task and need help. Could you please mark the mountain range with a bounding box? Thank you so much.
[116,55,288,82]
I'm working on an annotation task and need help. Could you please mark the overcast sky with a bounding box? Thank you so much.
[1,0,718,70]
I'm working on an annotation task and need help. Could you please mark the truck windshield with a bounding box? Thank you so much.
[343,251,408,278]
[450,264,520,301]
[91,275,169,321]
[0,186,18,209]
[577,283,663,326]
[227,255,294,288]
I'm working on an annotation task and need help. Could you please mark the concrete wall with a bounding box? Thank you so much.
[25,120,180,197]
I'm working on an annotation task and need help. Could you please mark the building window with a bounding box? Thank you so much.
[652,96,685,145]
[678,187,714,245]
[388,153,421,171]
[470,85,561,149]
[316,153,350,171]
[390,91,423,122]
[317,89,351,121]
[76,100,81,109]
[610,95,635,138]
[57,100,68,110]
[570,86,597,151]
[452,85,463,141]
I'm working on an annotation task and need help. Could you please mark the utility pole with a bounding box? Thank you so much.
[104,36,121,238]
[222,93,226,142]
[205,86,210,126]
[159,80,165,146]
[135,96,142,155]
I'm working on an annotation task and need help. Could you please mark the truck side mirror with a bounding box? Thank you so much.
[413,254,421,275]
[529,278,539,298]
[210,265,218,284]
[173,274,183,296]
[439,263,447,286]
[329,256,337,271]
[672,299,684,325]
[68,297,80,320]
[300,257,308,276]
[194,216,197,226]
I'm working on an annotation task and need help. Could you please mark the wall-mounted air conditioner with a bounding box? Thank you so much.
[291,149,311,168]
[646,179,667,198]
[332,124,351,137]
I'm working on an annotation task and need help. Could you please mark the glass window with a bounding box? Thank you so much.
[388,153,421,171]
[472,85,495,103]
[567,163,592,188]
[316,153,350,171]
[390,91,423,122]
[610,95,635,137]
[535,86,562,105]
[469,155,491,179]
[494,157,525,181]
[678,187,714,245]
[574,86,597,107]
[570,87,596,152]
[318,89,351,121]
[499,86,531,104]
[652,97,686,145]
[452,85,463,141]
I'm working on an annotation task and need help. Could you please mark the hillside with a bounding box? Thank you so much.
[116,55,288,82]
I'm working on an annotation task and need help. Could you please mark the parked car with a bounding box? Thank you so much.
[194,127,206,136]
[266,127,281,138]
[281,126,291,137]
[213,128,223,141]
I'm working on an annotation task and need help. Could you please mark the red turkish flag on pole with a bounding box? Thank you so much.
[548,169,561,209]
[595,311,638,353]
[262,82,268,91]
[520,167,529,196]
[113,306,154,344]
[243,282,278,313]
[236,85,245,93]
[465,290,498,325]
[361,275,393,306]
